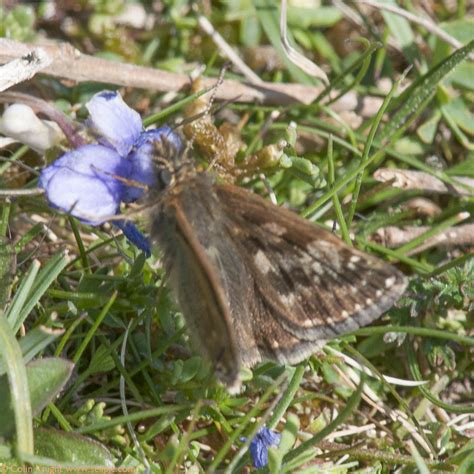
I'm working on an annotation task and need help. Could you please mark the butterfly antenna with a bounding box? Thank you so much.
[90,165,149,192]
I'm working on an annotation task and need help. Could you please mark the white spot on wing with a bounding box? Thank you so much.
[314,241,341,269]
[298,252,313,266]
[254,249,273,274]
[205,245,219,259]
[312,261,324,275]
[350,255,361,263]
[307,242,323,259]
[279,292,296,307]
[385,276,396,288]
[204,245,226,275]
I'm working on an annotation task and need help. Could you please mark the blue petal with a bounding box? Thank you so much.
[39,144,131,225]
[249,428,281,469]
[123,127,183,202]
[114,220,151,257]
[142,126,183,153]
[86,91,143,157]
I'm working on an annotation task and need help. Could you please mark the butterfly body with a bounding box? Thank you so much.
[149,139,407,389]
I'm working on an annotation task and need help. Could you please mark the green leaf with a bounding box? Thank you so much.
[0,4,35,41]
[380,0,415,54]
[0,326,64,376]
[241,14,261,48]
[380,39,474,141]
[0,313,33,454]
[442,104,474,150]
[448,62,474,90]
[279,413,299,455]
[442,97,474,135]
[267,445,281,473]
[441,18,474,43]
[447,157,474,177]
[448,439,474,465]
[0,358,74,438]
[457,451,474,474]
[0,237,15,309]
[87,345,115,375]
[0,443,12,460]
[34,427,114,468]
[417,110,441,144]
[27,358,74,414]
[287,6,341,28]
[179,356,203,383]
[407,343,474,414]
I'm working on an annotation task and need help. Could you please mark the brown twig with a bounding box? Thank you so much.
[314,443,455,472]
[0,47,51,92]
[399,197,442,217]
[0,38,318,105]
[0,38,373,114]
[373,224,474,255]
[373,168,474,197]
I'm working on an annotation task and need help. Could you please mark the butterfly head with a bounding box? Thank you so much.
[148,130,195,193]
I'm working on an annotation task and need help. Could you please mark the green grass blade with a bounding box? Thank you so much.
[347,67,410,227]
[282,373,365,466]
[326,135,351,245]
[10,252,70,334]
[380,39,474,141]
[323,39,380,107]
[75,404,192,434]
[5,259,41,332]
[0,312,34,456]
[0,201,11,237]
[267,364,305,430]
[351,326,474,348]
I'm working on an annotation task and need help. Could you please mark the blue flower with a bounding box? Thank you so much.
[39,91,182,256]
[39,143,132,225]
[249,427,281,469]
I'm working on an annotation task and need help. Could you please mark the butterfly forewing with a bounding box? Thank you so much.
[217,184,407,343]
[150,177,242,386]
